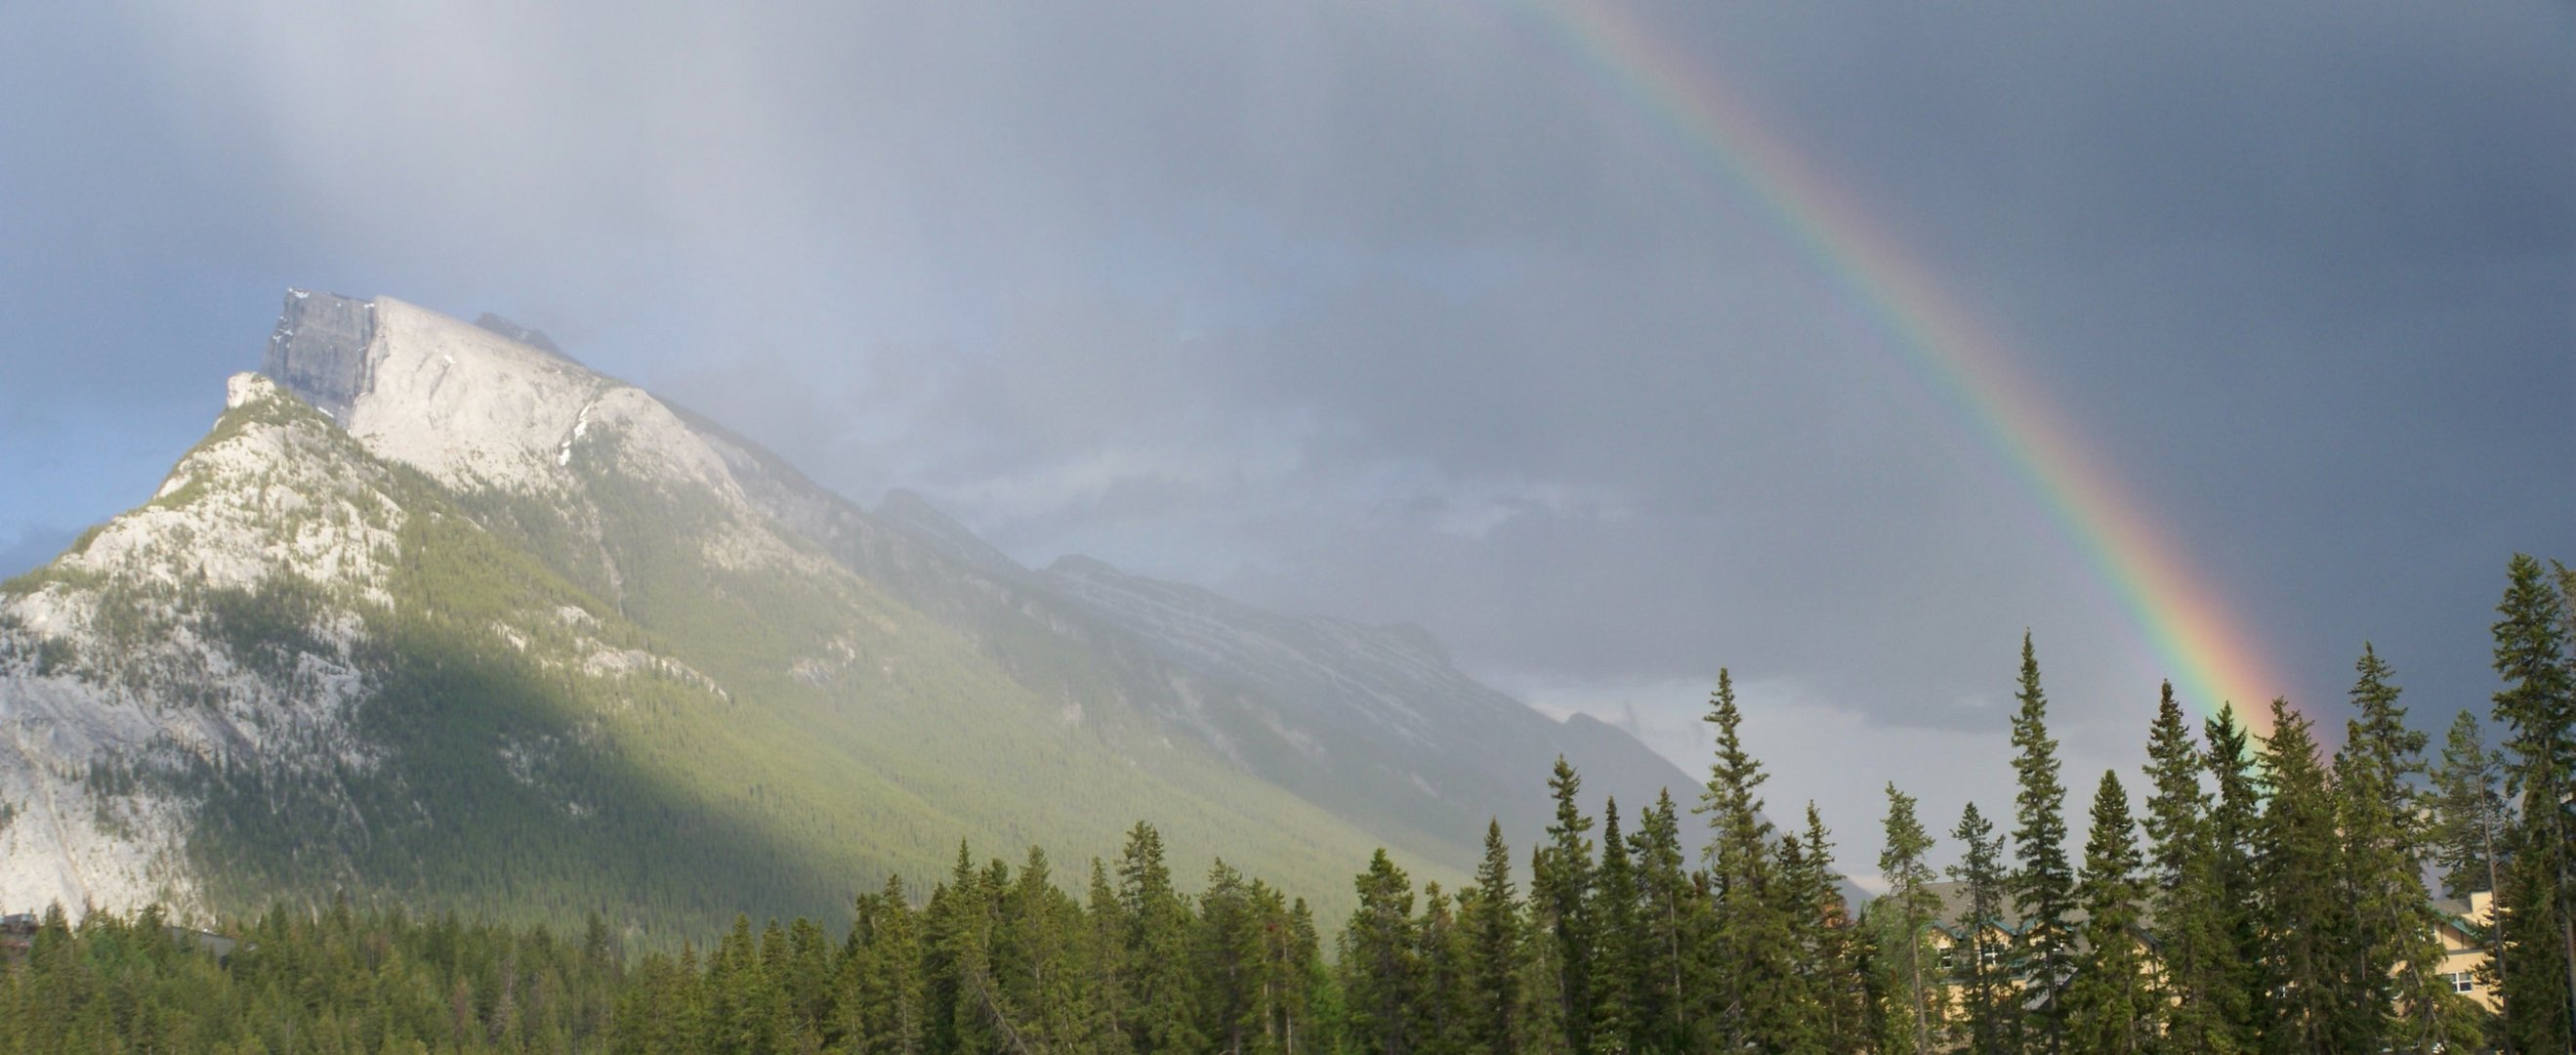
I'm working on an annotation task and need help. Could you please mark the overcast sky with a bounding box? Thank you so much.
[3,1,2568,867]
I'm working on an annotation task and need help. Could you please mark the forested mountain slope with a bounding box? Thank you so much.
[0,291,1698,937]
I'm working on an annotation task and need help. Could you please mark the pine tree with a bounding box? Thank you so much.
[1344,848,1422,1055]
[2066,770,2148,1055]
[1417,883,1479,1055]
[1631,791,1709,1054]
[1086,859,1139,1055]
[2255,698,2345,1054]
[2203,702,2265,1047]
[1698,668,1802,1048]
[2491,554,2576,1051]
[1588,800,1640,1054]
[781,915,835,1046]
[2429,709,2514,1050]
[1198,859,1269,1055]
[2431,710,2514,903]
[1534,756,1598,1052]
[1947,802,2013,1054]
[1770,831,1827,1054]
[1517,856,1576,1055]
[997,847,1098,1050]
[2006,633,2075,1053]
[845,873,927,1055]
[1795,802,1870,1053]
[1278,897,1326,1055]
[1460,820,1524,1055]
[1118,823,1206,1055]
[1877,783,1941,1055]
[2140,682,2243,1054]
[2333,647,2481,1052]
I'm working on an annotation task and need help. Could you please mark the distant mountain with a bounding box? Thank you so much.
[0,290,1700,934]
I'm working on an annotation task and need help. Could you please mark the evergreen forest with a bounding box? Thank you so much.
[5,554,2571,1055]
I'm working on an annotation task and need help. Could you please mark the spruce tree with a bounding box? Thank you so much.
[2140,682,2243,1054]
[2429,709,2514,1049]
[922,844,984,1054]
[1417,883,1477,1055]
[1797,802,1871,1053]
[1460,820,1523,1055]
[2006,632,2075,1053]
[1118,823,1205,1054]
[1198,859,1270,1054]
[1279,898,1326,1055]
[1517,845,1577,1055]
[1534,756,1598,1052]
[2254,698,2345,1054]
[1877,782,1941,1055]
[1698,668,1802,1048]
[1588,800,1641,1054]
[1003,847,1101,1050]
[2066,770,2148,1055]
[846,873,928,1055]
[2491,554,2576,1051]
[2431,710,2513,903]
[1631,790,1709,1053]
[2333,647,2480,1052]
[1946,802,2013,1053]
[2204,703,2265,1046]
[1769,829,1826,1054]
[1343,848,1422,1055]
[1086,860,1137,1054]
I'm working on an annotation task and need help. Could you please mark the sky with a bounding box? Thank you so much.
[2,1,2568,868]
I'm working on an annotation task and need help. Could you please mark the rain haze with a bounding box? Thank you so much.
[2,2,2568,866]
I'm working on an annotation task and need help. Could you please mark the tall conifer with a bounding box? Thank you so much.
[1631,791,1708,1053]
[2491,555,2576,1050]
[1877,783,1940,1055]
[1534,756,1597,1052]
[2254,698,2344,1053]
[1589,802,1641,1054]
[2007,633,2075,1053]
[1118,823,1205,1054]
[2334,647,2479,1052]
[2204,703,2265,1045]
[2140,682,2242,1053]
[2431,710,2513,903]
[1699,668,1802,1048]
[1416,883,1477,1055]
[1947,802,2013,1053]
[1198,859,1271,1054]
[2066,771,2148,1055]
[1460,820,1523,1055]
[1344,849,1422,1055]
[1797,802,1871,1052]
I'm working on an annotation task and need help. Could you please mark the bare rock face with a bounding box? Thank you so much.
[261,290,376,420]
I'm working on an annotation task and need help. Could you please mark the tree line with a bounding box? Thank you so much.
[2,553,2570,1054]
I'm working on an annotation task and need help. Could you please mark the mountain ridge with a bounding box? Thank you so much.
[0,289,1705,933]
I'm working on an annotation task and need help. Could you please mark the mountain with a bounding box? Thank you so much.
[0,290,1700,934]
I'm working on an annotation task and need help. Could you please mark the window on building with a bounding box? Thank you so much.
[2445,971,2475,994]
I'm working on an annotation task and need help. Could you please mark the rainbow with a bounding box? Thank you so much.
[1510,0,2288,730]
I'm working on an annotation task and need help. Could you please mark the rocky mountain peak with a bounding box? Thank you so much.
[262,289,376,420]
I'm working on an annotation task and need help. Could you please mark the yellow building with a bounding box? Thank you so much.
[2431,890,2501,1013]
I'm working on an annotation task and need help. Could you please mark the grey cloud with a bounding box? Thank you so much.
[1,0,2567,833]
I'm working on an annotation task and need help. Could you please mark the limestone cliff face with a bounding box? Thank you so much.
[260,290,376,421]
